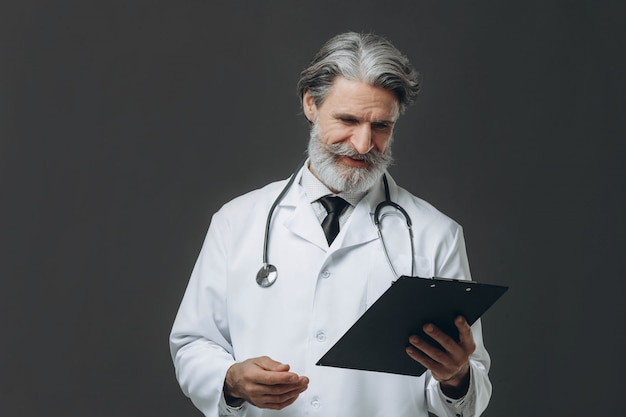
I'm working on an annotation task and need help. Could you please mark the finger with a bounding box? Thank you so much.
[256,370,301,386]
[407,336,469,383]
[455,316,476,352]
[421,323,460,354]
[256,376,309,396]
[260,392,300,410]
[253,377,309,410]
[225,358,298,400]
[265,379,309,400]
[246,380,306,408]
[252,357,301,386]
[406,335,447,369]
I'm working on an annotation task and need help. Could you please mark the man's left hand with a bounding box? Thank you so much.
[406,316,475,398]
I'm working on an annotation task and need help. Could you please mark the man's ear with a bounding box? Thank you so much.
[302,89,317,122]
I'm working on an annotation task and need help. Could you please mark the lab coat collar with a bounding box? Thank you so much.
[339,172,396,249]
[277,164,399,251]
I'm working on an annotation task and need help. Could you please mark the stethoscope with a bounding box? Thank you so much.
[256,159,415,287]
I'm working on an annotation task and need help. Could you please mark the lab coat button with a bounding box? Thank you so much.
[315,332,326,342]
[321,270,331,279]
[311,399,321,408]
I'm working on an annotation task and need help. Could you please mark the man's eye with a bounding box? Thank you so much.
[372,123,390,130]
[341,118,359,125]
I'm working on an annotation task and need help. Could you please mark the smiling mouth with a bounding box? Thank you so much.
[339,154,370,168]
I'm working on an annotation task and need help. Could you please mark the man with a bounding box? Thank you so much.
[170,32,492,417]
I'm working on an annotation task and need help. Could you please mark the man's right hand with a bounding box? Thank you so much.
[223,356,309,410]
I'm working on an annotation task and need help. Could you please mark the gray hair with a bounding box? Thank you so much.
[297,32,421,114]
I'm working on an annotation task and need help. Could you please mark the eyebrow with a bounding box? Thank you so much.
[332,112,397,125]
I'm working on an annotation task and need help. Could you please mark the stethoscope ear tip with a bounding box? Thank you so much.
[256,264,278,287]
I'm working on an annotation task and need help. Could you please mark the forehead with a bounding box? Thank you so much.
[321,77,400,120]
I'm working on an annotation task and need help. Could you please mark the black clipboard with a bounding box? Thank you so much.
[316,276,508,377]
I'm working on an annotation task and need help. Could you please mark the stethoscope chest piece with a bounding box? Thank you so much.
[256,264,278,287]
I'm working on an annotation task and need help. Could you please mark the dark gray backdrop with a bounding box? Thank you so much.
[2,1,624,416]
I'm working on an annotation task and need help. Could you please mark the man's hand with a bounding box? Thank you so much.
[406,316,475,398]
[224,356,309,410]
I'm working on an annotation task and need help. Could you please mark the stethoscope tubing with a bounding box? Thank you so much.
[261,158,306,267]
[257,159,414,287]
[256,158,306,287]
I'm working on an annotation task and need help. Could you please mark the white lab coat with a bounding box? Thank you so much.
[170,167,492,417]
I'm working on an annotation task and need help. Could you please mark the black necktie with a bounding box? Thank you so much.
[318,196,349,245]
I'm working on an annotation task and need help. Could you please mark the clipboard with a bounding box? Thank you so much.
[316,276,508,377]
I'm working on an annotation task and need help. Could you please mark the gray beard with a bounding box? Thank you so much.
[307,120,394,193]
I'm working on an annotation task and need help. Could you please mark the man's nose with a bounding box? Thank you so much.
[351,124,374,154]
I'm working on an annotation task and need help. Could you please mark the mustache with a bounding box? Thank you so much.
[324,141,393,166]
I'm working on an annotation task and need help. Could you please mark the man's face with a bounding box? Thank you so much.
[304,77,400,193]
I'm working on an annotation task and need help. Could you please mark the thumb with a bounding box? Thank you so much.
[255,356,291,372]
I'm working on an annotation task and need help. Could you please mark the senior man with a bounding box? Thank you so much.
[170,32,492,417]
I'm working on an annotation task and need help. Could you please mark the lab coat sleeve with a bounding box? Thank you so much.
[169,211,244,417]
[425,225,493,417]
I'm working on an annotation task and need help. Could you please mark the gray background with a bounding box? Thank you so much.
[1,1,625,416]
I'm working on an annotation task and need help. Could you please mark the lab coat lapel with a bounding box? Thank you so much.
[274,168,396,251]
[337,177,388,249]
[279,173,329,250]
[337,201,377,248]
